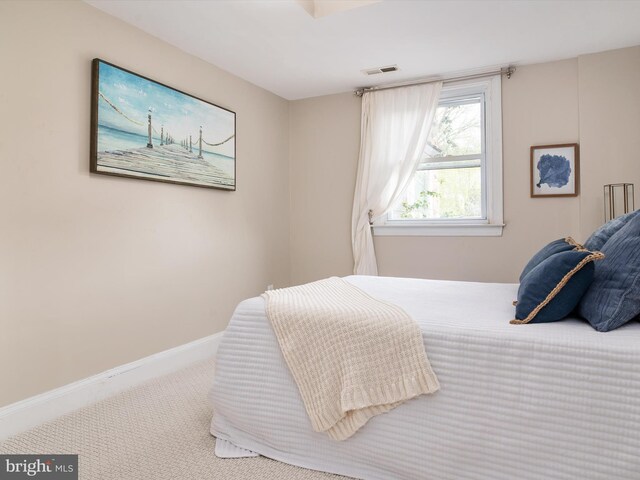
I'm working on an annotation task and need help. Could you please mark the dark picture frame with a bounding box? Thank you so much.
[530,143,579,198]
[90,59,236,190]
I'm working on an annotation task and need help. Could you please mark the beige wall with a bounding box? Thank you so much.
[289,47,640,285]
[289,93,362,285]
[578,46,640,239]
[0,1,290,407]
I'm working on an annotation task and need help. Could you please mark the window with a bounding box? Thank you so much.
[373,76,503,236]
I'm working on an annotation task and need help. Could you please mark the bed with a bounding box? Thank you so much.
[209,275,640,480]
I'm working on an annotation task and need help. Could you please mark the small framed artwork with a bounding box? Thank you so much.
[91,59,236,190]
[530,143,579,197]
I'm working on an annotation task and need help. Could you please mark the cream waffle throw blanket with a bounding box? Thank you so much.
[262,277,440,441]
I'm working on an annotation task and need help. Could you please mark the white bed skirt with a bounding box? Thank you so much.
[210,276,640,480]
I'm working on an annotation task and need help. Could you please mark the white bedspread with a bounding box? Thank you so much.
[210,276,640,480]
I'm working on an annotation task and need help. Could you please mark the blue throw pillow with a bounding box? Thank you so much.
[519,237,582,282]
[578,213,640,332]
[512,249,604,325]
[584,209,640,251]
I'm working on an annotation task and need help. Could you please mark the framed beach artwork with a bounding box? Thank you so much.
[530,143,579,197]
[90,59,236,190]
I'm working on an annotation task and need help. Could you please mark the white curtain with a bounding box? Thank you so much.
[351,82,442,275]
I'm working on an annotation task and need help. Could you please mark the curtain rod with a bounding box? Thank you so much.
[354,66,515,97]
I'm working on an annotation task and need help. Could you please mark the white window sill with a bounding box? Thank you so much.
[372,223,505,237]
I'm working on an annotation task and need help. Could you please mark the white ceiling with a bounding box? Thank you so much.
[85,0,640,100]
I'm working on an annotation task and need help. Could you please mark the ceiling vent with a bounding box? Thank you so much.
[362,65,400,75]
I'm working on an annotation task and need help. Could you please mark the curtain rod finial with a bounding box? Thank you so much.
[504,66,515,79]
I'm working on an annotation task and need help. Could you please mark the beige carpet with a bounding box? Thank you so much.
[0,357,352,479]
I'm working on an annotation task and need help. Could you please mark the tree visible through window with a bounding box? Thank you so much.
[375,76,503,236]
[389,94,484,220]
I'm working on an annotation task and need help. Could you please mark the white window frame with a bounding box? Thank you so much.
[373,75,504,237]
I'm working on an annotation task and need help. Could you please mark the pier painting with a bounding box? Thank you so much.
[90,59,236,190]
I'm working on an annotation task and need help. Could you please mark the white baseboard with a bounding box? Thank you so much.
[0,331,224,441]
